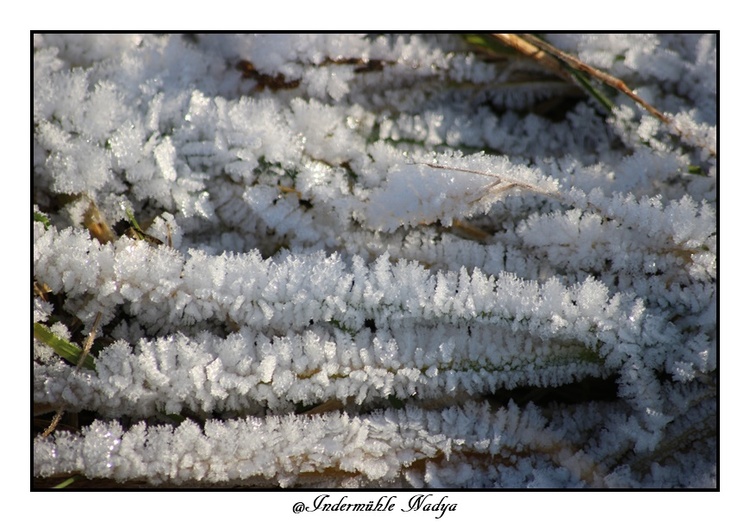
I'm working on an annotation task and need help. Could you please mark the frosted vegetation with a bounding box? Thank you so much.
[33,34,716,488]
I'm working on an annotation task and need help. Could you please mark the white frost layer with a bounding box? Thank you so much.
[34,33,716,488]
[34,394,715,488]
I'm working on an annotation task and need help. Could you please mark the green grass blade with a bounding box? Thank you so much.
[463,34,517,56]
[34,323,96,370]
[34,211,51,230]
[124,206,145,235]
[52,476,78,489]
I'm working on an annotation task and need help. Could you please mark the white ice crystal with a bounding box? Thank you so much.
[33,33,715,489]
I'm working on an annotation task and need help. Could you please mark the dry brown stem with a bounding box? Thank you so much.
[493,34,716,157]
